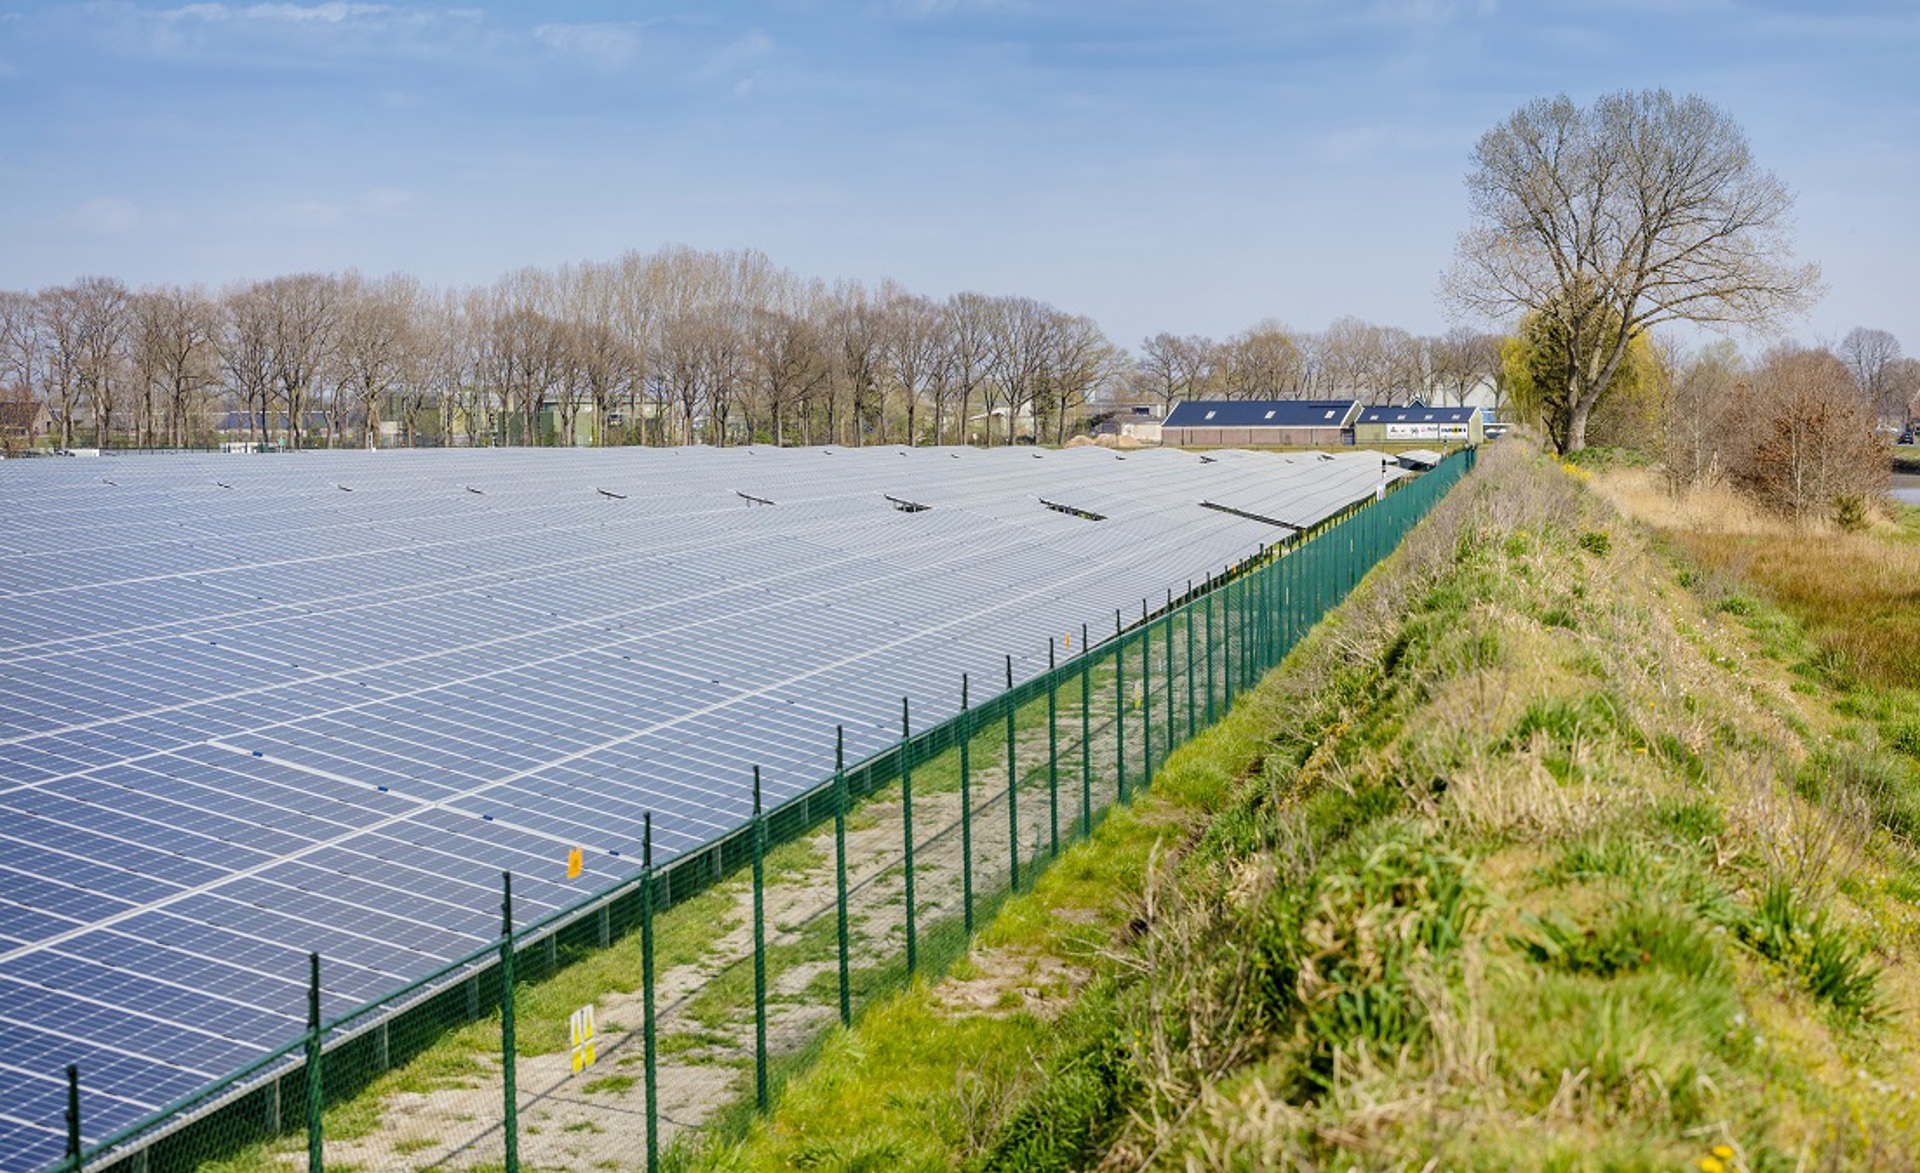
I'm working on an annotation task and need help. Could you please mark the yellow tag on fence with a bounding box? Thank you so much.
[569,1005,597,1073]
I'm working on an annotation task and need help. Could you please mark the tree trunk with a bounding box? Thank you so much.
[1564,395,1591,454]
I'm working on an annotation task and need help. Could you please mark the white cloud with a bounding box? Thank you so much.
[58,197,145,233]
[161,2,390,23]
[533,22,643,72]
[280,199,344,225]
[361,186,413,213]
[702,28,774,81]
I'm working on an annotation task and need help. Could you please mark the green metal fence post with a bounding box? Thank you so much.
[1184,581,1196,740]
[1163,589,1174,759]
[1204,575,1216,726]
[642,816,660,1173]
[751,768,768,1113]
[305,953,322,1173]
[1115,610,1127,803]
[65,1065,79,1173]
[1243,564,1255,692]
[959,680,974,934]
[1046,639,1058,858]
[833,728,851,1025]
[1221,573,1234,710]
[1141,599,1153,784]
[1005,655,1020,892]
[1079,624,1091,841]
[901,697,917,979]
[500,871,518,1173]
[1260,545,1272,673]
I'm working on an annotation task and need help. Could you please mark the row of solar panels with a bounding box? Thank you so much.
[0,443,1403,1170]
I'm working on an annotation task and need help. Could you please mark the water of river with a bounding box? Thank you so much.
[1893,473,1920,507]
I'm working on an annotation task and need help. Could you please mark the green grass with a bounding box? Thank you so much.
[680,443,1920,1172]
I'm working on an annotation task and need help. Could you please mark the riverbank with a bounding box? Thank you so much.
[1892,471,1920,506]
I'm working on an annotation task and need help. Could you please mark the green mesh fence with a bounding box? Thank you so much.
[50,447,1474,1173]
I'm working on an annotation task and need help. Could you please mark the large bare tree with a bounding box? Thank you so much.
[1445,89,1821,452]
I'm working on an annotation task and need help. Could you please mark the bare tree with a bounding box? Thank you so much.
[828,283,883,445]
[985,296,1056,445]
[1888,357,1920,432]
[70,277,131,447]
[419,291,474,446]
[335,273,421,447]
[1837,327,1902,422]
[1658,339,1742,491]
[1217,321,1304,400]
[1730,345,1886,522]
[943,292,994,445]
[1428,326,1501,408]
[219,284,277,447]
[35,289,86,448]
[1136,332,1212,411]
[0,291,40,405]
[880,283,942,446]
[750,305,831,446]
[1445,89,1821,453]
[257,273,339,448]
[1038,312,1118,444]
[132,285,217,447]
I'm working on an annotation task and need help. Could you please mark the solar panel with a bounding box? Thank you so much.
[0,443,1405,1171]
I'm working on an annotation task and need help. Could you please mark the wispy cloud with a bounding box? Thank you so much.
[161,3,391,23]
[57,196,178,234]
[533,21,644,72]
[700,28,774,85]
[268,186,414,227]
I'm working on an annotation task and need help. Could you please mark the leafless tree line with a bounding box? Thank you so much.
[1657,334,1915,522]
[1131,317,1511,414]
[0,249,1138,451]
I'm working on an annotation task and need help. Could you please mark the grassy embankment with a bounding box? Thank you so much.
[674,441,1920,1171]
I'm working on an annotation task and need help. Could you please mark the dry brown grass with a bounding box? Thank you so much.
[1596,468,1920,689]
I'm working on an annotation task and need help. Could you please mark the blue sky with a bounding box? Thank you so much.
[2,1,1916,354]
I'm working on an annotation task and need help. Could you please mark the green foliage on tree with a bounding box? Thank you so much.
[1500,306,1662,454]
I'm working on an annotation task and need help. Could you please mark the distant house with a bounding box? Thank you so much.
[0,400,50,446]
[1160,400,1360,448]
[1351,403,1486,445]
[1090,401,1168,444]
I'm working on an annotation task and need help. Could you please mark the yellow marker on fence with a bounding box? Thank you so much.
[566,846,583,879]
[569,1004,598,1072]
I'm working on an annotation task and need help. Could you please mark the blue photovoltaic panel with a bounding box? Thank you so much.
[0,443,1406,1171]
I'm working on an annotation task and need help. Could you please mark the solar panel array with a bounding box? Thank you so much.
[0,443,1402,1169]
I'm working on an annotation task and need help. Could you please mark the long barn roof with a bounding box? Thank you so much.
[1162,400,1358,429]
